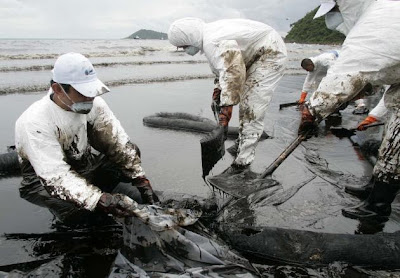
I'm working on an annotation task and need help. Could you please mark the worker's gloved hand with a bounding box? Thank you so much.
[219,106,233,127]
[97,193,134,218]
[132,176,159,204]
[298,91,307,104]
[219,106,233,140]
[357,115,378,131]
[298,105,317,138]
[211,88,221,114]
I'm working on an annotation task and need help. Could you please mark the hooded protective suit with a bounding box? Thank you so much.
[168,18,287,166]
[308,0,400,182]
[15,92,144,218]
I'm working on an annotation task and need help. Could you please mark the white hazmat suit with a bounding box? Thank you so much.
[302,51,339,95]
[15,93,144,213]
[369,92,388,121]
[308,0,400,183]
[168,18,287,166]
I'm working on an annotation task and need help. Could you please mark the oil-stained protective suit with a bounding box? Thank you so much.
[15,91,145,222]
[302,51,339,95]
[168,18,287,166]
[308,0,400,183]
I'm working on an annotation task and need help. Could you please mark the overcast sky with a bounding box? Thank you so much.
[0,0,321,39]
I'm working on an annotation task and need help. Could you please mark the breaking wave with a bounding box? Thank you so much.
[0,47,171,61]
[0,60,207,72]
[0,74,214,95]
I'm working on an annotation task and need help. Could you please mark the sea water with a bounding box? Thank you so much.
[1,39,384,274]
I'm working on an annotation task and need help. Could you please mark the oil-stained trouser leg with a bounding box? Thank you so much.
[373,108,400,183]
[234,53,286,166]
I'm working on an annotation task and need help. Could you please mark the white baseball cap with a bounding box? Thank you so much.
[52,52,110,97]
[314,0,336,19]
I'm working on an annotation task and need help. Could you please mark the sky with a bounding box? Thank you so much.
[0,0,321,39]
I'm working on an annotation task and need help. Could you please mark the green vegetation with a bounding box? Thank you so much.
[285,7,345,44]
[125,29,168,40]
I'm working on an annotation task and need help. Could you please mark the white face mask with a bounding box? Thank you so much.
[325,11,344,31]
[184,46,200,56]
[58,85,94,114]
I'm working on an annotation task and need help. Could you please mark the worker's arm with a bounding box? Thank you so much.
[15,118,102,211]
[87,98,158,204]
[357,93,388,130]
[301,72,314,96]
[209,40,246,107]
[87,97,145,180]
[369,93,388,120]
[299,73,314,104]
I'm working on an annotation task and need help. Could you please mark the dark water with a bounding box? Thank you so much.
[0,40,398,276]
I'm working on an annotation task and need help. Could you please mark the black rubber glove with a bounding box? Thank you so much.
[132,176,159,204]
[97,193,134,217]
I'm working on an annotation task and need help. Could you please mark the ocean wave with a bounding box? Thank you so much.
[0,60,208,72]
[0,47,171,61]
[0,71,306,95]
[0,74,214,95]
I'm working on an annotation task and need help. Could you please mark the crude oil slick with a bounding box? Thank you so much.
[0,39,399,277]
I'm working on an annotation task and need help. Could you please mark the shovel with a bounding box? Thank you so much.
[207,132,309,198]
[259,133,307,178]
[200,126,225,178]
[200,102,226,178]
[330,122,384,138]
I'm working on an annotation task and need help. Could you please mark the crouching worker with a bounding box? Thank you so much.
[15,52,159,226]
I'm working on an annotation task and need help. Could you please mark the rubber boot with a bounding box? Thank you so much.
[342,180,400,220]
[220,163,250,176]
[344,178,374,199]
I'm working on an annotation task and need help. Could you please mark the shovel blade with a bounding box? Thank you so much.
[200,127,225,178]
[207,170,278,198]
[330,126,356,138]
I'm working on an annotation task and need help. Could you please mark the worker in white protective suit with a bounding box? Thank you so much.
[300,50,370,115]
[299,50,339,104]
[15,53,159,226]
[168,18,287,174]
[298,0,400,221]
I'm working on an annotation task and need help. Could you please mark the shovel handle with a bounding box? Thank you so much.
[348,122,385,132]
[362,122,385,130]
[259,133,306,179]
[279,101,299,110]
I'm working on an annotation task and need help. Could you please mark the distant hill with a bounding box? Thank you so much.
[125,29,168,40]
[285,7,345,44]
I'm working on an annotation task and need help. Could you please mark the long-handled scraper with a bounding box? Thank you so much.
[207,131,309,198]
[329,122,384,138]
